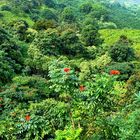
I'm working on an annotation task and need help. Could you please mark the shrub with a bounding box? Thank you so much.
[29,28,61,56]
[44,0,56,8]
[109,35,135,62]
[0,28,23,83]
[30,14,40,21]
[25,28,37,43]
[33,19,57,30]
[9,20,29,41]
[60,29,84,56]
[79,3,93,14]
[0,13,4,18]
[0,27,9,44]
[0,76,50,105]
[0,98,70,139]
[42,9,58,21]
[61,7,76,23]
[127,72,140,93]
[105,62,134,80]
[81,24,103,46]
[22,5,31,13]
[1,5,12,11]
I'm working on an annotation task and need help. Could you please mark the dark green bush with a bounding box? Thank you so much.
[30,14,40,21]
[79,3,93,14]
[0,27,9,43]
[81,24,103,46]
[9,20,29,41]
[0,76,50,103]
[61,7,76,23]
[0,12,4,18]
[42,9,58,21]
[109,36,135,62]
[44,0,56,8]
[1,5,12,11]
[60,29,84,56]
[0,27,23,83]
[29,29,61,56]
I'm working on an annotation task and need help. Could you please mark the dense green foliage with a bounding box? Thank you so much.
[0,0,140,139]
[0,27,23,84]
[109,35,135,62]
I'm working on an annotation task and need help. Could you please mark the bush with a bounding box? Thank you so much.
[81,24,103,46]
[33,19,57,30]
[42,9,58,21]
[0,13,4,18]
[0,50,15,84]
[60,29,84,56]
[81,17,103,47]
[109,35,135,62]
[9,20,29,41]
[105,62,134,80]
[127,72,140,93]
[0,76,50,103]
[61,7,76,23]
[0,27,9,43]
[0,98,70,139]
[0,28,23,83]
[1,5,12,11]
[79,3,93,14]
[44,0,56,8]
[30,14,40,21]
[22,5,31,13]
[25,28,37,43]
[29,28,61,56]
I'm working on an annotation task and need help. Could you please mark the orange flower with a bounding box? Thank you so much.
[25,115,31,121]
[64,68,70,73]
[79,85,85,91]
[110,70,120,75]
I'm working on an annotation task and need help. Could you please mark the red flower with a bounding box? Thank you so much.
[79,85,85,91]
[25,115,31,121]
[64,68,70,73]
[110,70,120,75]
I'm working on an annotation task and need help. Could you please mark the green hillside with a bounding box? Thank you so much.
[1,0,140,29]
[1,0,140,140]
[109,6,140,29]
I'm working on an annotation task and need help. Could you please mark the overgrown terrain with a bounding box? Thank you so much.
[0,0,140,139]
